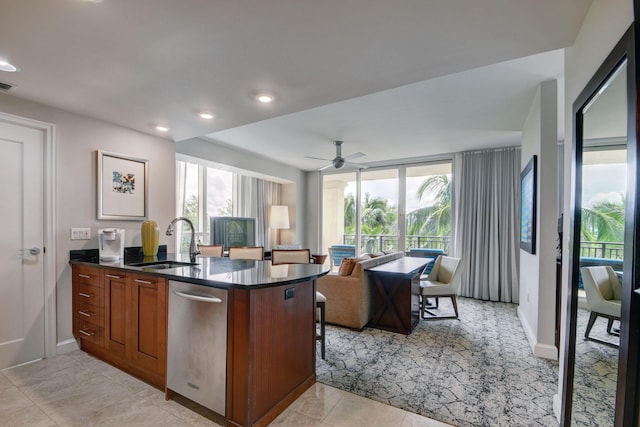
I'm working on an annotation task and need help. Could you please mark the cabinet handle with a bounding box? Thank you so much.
[78,274,91,279]
[78,292,93,298]
[78,310,94,317]
[105,274,121,279]
[79,329,95,337]
[134,279,152,284]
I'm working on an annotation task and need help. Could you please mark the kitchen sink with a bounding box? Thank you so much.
[129,261,198,269]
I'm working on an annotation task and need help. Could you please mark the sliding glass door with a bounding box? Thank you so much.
[321,161,452,266]
[360,169,399,253]
[405,163,452,254]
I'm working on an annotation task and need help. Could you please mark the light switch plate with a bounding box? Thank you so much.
[71,228,91,240]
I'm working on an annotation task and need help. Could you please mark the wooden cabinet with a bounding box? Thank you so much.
[71,264,167,389]
[72,265,105,348]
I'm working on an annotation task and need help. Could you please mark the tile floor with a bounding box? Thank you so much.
[0,351,452,427]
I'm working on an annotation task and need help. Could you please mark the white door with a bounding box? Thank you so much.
[0,120,45,369]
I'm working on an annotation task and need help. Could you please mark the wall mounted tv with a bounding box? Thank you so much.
[210,216,257,251]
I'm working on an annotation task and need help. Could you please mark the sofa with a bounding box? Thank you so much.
[317,251,404,330]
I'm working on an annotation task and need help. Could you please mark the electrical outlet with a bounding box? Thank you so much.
[71,228,91,240]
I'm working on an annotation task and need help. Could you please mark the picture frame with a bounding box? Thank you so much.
[520,155,537,254]
[97,150,148,220]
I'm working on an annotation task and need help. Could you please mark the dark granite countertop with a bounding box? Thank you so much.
[69,246,329,289]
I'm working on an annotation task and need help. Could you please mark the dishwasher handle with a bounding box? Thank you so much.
[173,290,223,304]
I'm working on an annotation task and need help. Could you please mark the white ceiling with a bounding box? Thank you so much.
[1,0,591,170]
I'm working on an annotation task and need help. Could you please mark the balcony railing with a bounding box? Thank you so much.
[579,241,624,260]
[343,234,623,260]
[343,234,451,253]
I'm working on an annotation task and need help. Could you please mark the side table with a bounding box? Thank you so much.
[311,254,328,265]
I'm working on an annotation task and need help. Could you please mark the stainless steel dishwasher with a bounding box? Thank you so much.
[167,280,227,415]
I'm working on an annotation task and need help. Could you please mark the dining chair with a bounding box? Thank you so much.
[415,255,462,320]
[228,246,264,260]
[197,244,223,257]
[271,249,312,265]
[271,248,326,359]
[580,266,621,347]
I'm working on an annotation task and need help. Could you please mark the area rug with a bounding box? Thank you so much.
[316,297,559,427]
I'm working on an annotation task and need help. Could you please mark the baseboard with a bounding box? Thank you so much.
[534,343,558,360]
[517,307,558,360]
[553,393,561,422]
[56,338,79,355]
[517,306,537,352]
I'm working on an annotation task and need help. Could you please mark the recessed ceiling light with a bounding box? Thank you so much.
[85,0,104,3]
[155,126,170,132]
[254,92,276,103]
[199,112,215,120]
[0,59,18,73]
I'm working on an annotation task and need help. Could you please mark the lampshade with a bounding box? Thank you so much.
[270,205,290,229]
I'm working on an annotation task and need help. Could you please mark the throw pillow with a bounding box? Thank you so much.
[370,252,385,258]
[338,258,356,276]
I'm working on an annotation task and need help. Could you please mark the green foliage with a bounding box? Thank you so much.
[343,192,398,235]
[581,194,625,242]
[406,175,451,238]
[179,195,199,253]
[342,175,451,251]
[218,198,233,216]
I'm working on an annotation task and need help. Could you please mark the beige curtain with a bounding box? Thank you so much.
[452,147,521,303]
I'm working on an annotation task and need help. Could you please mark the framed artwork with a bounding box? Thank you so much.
[97,150,148,220]
[520,155,537,254]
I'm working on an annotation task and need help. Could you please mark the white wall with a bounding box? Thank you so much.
[175,137,308,247]
[555,0,633,420]
[0,92,177,352]
[518,80,559,360]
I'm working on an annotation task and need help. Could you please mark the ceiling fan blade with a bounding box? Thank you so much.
[344,152,365,161]
[319,163,335,171]
[305,155,332,161]
[344,160,369,169]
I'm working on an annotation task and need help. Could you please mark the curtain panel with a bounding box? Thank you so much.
[453,147,521,303]
[233,175,281,249]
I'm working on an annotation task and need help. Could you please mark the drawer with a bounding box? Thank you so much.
[74,300,105,327]
[74,282,104,308]
[132,274,165,287]
[75,317,104,347]
[74,266,101,287]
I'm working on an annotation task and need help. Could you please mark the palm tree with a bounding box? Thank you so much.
[342,192,397,251]
[581,194,625,242]
[407,175,452,238]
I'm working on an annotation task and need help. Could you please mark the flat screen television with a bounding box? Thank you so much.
[210,216,256,251]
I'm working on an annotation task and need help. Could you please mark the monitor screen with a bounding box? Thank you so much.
[210,216,256,251]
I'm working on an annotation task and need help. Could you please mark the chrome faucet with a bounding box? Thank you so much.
[166,217,200,263]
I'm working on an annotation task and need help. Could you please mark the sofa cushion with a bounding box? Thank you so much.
[338,258,357,275]
[350,254,372,277]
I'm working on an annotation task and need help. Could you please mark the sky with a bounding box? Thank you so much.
[582,163,626,208]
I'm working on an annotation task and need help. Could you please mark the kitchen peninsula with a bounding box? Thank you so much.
[70,248,329,427]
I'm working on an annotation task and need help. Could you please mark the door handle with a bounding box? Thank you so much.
[21,247,41,255]
[173,290,223,303]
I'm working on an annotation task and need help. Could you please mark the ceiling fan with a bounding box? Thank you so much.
[305,141,368,170]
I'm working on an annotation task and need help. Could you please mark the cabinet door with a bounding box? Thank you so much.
[103,270,129,357]
[127,274,167,377]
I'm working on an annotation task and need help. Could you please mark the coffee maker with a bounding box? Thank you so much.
[98,228,125,262]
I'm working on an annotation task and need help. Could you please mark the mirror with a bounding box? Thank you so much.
[570,59,627,426]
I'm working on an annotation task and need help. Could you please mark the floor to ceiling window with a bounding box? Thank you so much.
[176,159,233,251]
[359,169,399,253]
[322,161,452,263]
[405,162,452,253]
